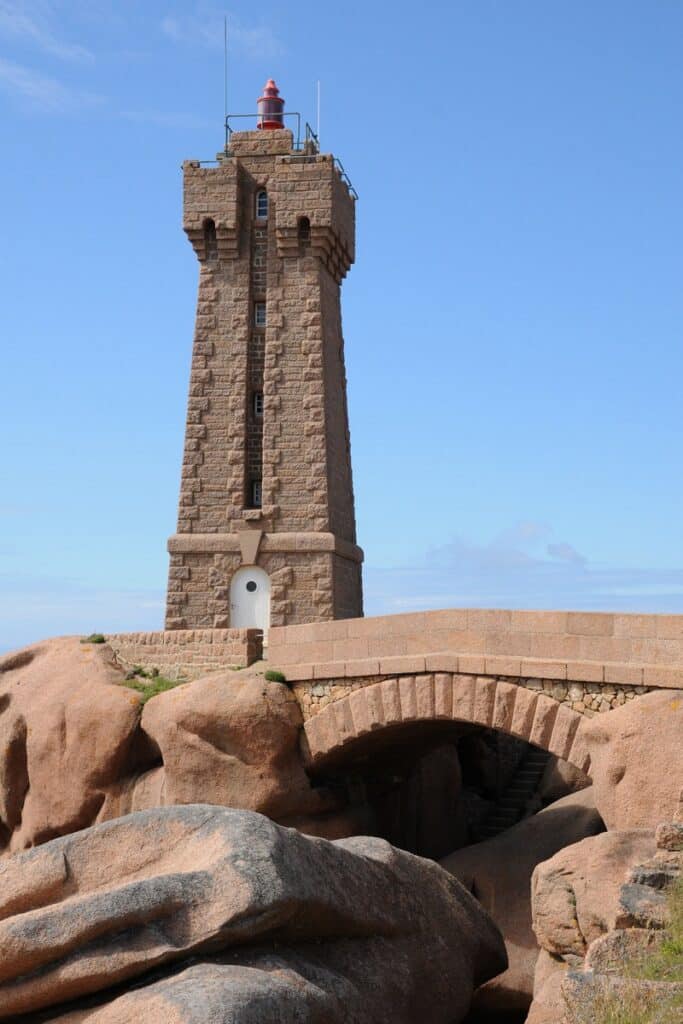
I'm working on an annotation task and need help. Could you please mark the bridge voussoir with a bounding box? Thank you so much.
[472,676,497,726]
[491,680,518,733]
[528,694,560,749]
[546,702,582,762]
[434,673,454,717]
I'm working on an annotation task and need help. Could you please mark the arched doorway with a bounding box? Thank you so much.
[229,567,271,632]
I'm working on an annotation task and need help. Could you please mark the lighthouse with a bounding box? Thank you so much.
[165,81,363,633]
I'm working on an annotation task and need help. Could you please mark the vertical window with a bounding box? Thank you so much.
[253,391,264,417]
[297,216,311,241]
[203,218,217,260]
[254,301,266,327]
[256,190,268,219]
[251,479,262,508]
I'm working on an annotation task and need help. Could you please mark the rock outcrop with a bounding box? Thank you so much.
[0,639,347,855]
[0,805,507,1023]
[536,754,591,806]
[0,638,141,853]
[527,810,682,1022]
[581,688,683,829]
[106,670,331,825]
[531,829,658,957]
[441,787,603,1011]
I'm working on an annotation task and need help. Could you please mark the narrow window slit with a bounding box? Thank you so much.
[203,218,217,260]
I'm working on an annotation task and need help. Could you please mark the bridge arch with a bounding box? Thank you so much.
[302,673,591,774]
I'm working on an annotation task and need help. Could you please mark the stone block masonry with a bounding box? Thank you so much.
[106,608,683,688]
[107,629,262,680]
[293,671,653,723]
[166,124,363,630]
[268,607,683,687]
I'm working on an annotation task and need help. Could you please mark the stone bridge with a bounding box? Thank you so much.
[109,607,683,777]
[266,608,683,774]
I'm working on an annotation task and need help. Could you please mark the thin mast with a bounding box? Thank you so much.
[223,16,228,150]
[316,79,321,145]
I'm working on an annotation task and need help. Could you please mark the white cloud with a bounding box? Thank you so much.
[0,56,101,111]
[161,8,283,60]
[546,541,587,565]
[0,1,93,61]
[364,522,683,616]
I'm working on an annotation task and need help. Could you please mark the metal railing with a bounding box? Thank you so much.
[225,111,311,152]
[189,114,358,198]
[333,156,358,200]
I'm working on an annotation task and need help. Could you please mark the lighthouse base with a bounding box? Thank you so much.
[165,532,363,630]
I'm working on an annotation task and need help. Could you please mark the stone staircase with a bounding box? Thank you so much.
[477,747,551,840]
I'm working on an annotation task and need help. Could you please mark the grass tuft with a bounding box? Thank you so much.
[80,633,106,644]
[591,986,681,1024]
[119,672,185,706]
[264,669,287,684]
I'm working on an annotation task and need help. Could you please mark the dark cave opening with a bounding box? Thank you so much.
[308,721,594,1023]
[462,1011,527,1024]
[311,721,553,859]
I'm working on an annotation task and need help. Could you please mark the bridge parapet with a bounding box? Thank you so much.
[269,608,683,690]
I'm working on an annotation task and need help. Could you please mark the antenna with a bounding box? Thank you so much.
[223,16,228,150]
[316,79,321,145]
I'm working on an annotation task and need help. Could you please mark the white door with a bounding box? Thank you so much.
[230,567,271,632]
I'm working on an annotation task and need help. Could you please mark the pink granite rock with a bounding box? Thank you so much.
[441,787,602,1011]
[583,689,683,829]
[0,637,141,854]
[531,830,658,957]
[0,641,347,853]
[0,805,507,1023]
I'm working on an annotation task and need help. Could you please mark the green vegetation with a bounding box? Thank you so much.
[80,633,106,644]
[627,878,683,985]
[591,987,682,1024]
[590,878,683,1024]
[120,666,186,706]
[264,669,287,684]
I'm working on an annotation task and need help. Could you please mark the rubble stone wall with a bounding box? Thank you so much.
[293,673,653,721]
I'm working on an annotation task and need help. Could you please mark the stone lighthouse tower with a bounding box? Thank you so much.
[165,80,363,632]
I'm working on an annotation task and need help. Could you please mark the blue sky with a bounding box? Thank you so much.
[2,1,683,651]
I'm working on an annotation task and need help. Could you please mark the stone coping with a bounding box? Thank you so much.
[268,607,683,670]
[167,532,363,563]
[107,628,259,645]
[275,651,683,690]
[270,608,683,644]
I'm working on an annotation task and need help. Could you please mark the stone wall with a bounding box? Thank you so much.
[268,608,683,688]
[292,672,653,721]
[107,629,262,680]
[166,128,363,629]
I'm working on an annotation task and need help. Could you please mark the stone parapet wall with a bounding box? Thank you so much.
[107,629,262,680]
[268,608,683,687]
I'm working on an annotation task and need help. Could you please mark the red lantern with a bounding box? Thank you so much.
[257,79,285,130]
